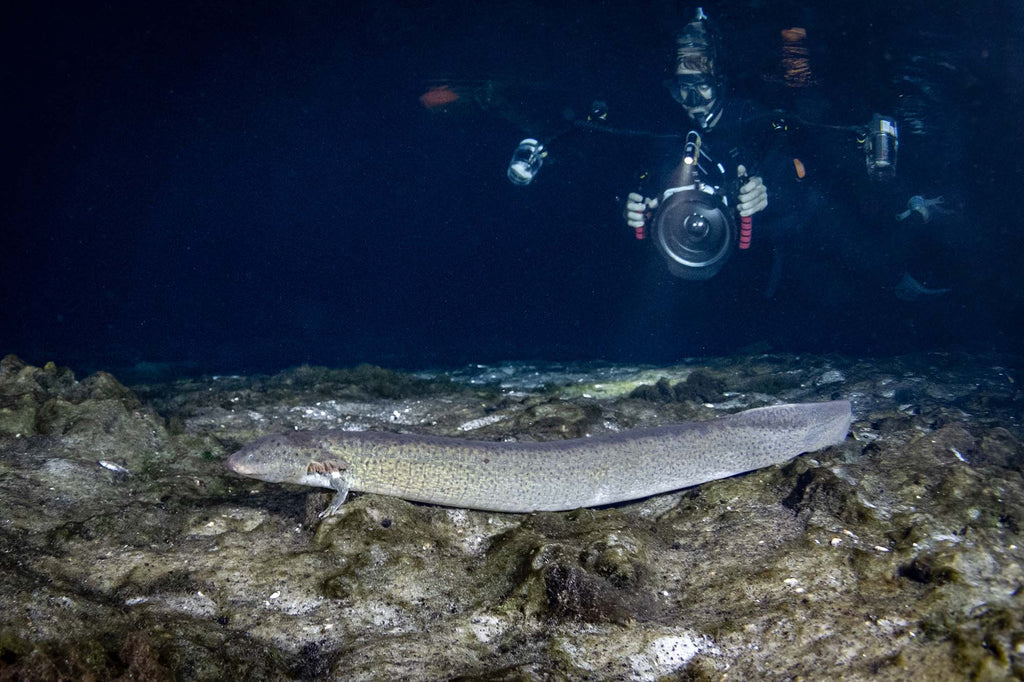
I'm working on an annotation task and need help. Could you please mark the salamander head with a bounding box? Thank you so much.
[227,433,309,482]
[227,431,348,486]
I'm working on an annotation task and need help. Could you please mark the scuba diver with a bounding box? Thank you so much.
[623,7,805,284]
[502,6,916,305]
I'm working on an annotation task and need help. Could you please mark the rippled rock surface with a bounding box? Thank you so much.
[0,353,1021,680]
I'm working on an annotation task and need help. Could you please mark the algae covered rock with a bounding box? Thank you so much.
[1,353,1023,679]
[627,370,729,404]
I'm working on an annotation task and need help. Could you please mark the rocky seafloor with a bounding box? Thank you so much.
[0,352,1022,681]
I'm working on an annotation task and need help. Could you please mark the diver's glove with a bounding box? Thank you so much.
[625,192,658,234]
[737,174,768,217]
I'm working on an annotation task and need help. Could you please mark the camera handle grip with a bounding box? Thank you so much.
[737,165,753,250]
[633,170,653,240]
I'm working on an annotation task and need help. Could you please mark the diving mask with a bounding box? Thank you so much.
[675,74,717,108]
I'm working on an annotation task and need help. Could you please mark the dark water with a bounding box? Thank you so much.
[3,0,1021,375]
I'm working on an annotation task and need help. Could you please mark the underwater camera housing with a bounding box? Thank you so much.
[651,132,737,280]
[653,187,736,279]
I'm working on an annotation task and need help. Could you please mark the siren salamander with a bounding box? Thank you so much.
[227,400,852,514]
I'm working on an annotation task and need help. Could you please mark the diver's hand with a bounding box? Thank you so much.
[737,172,768,217]
[625,192,658,229]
